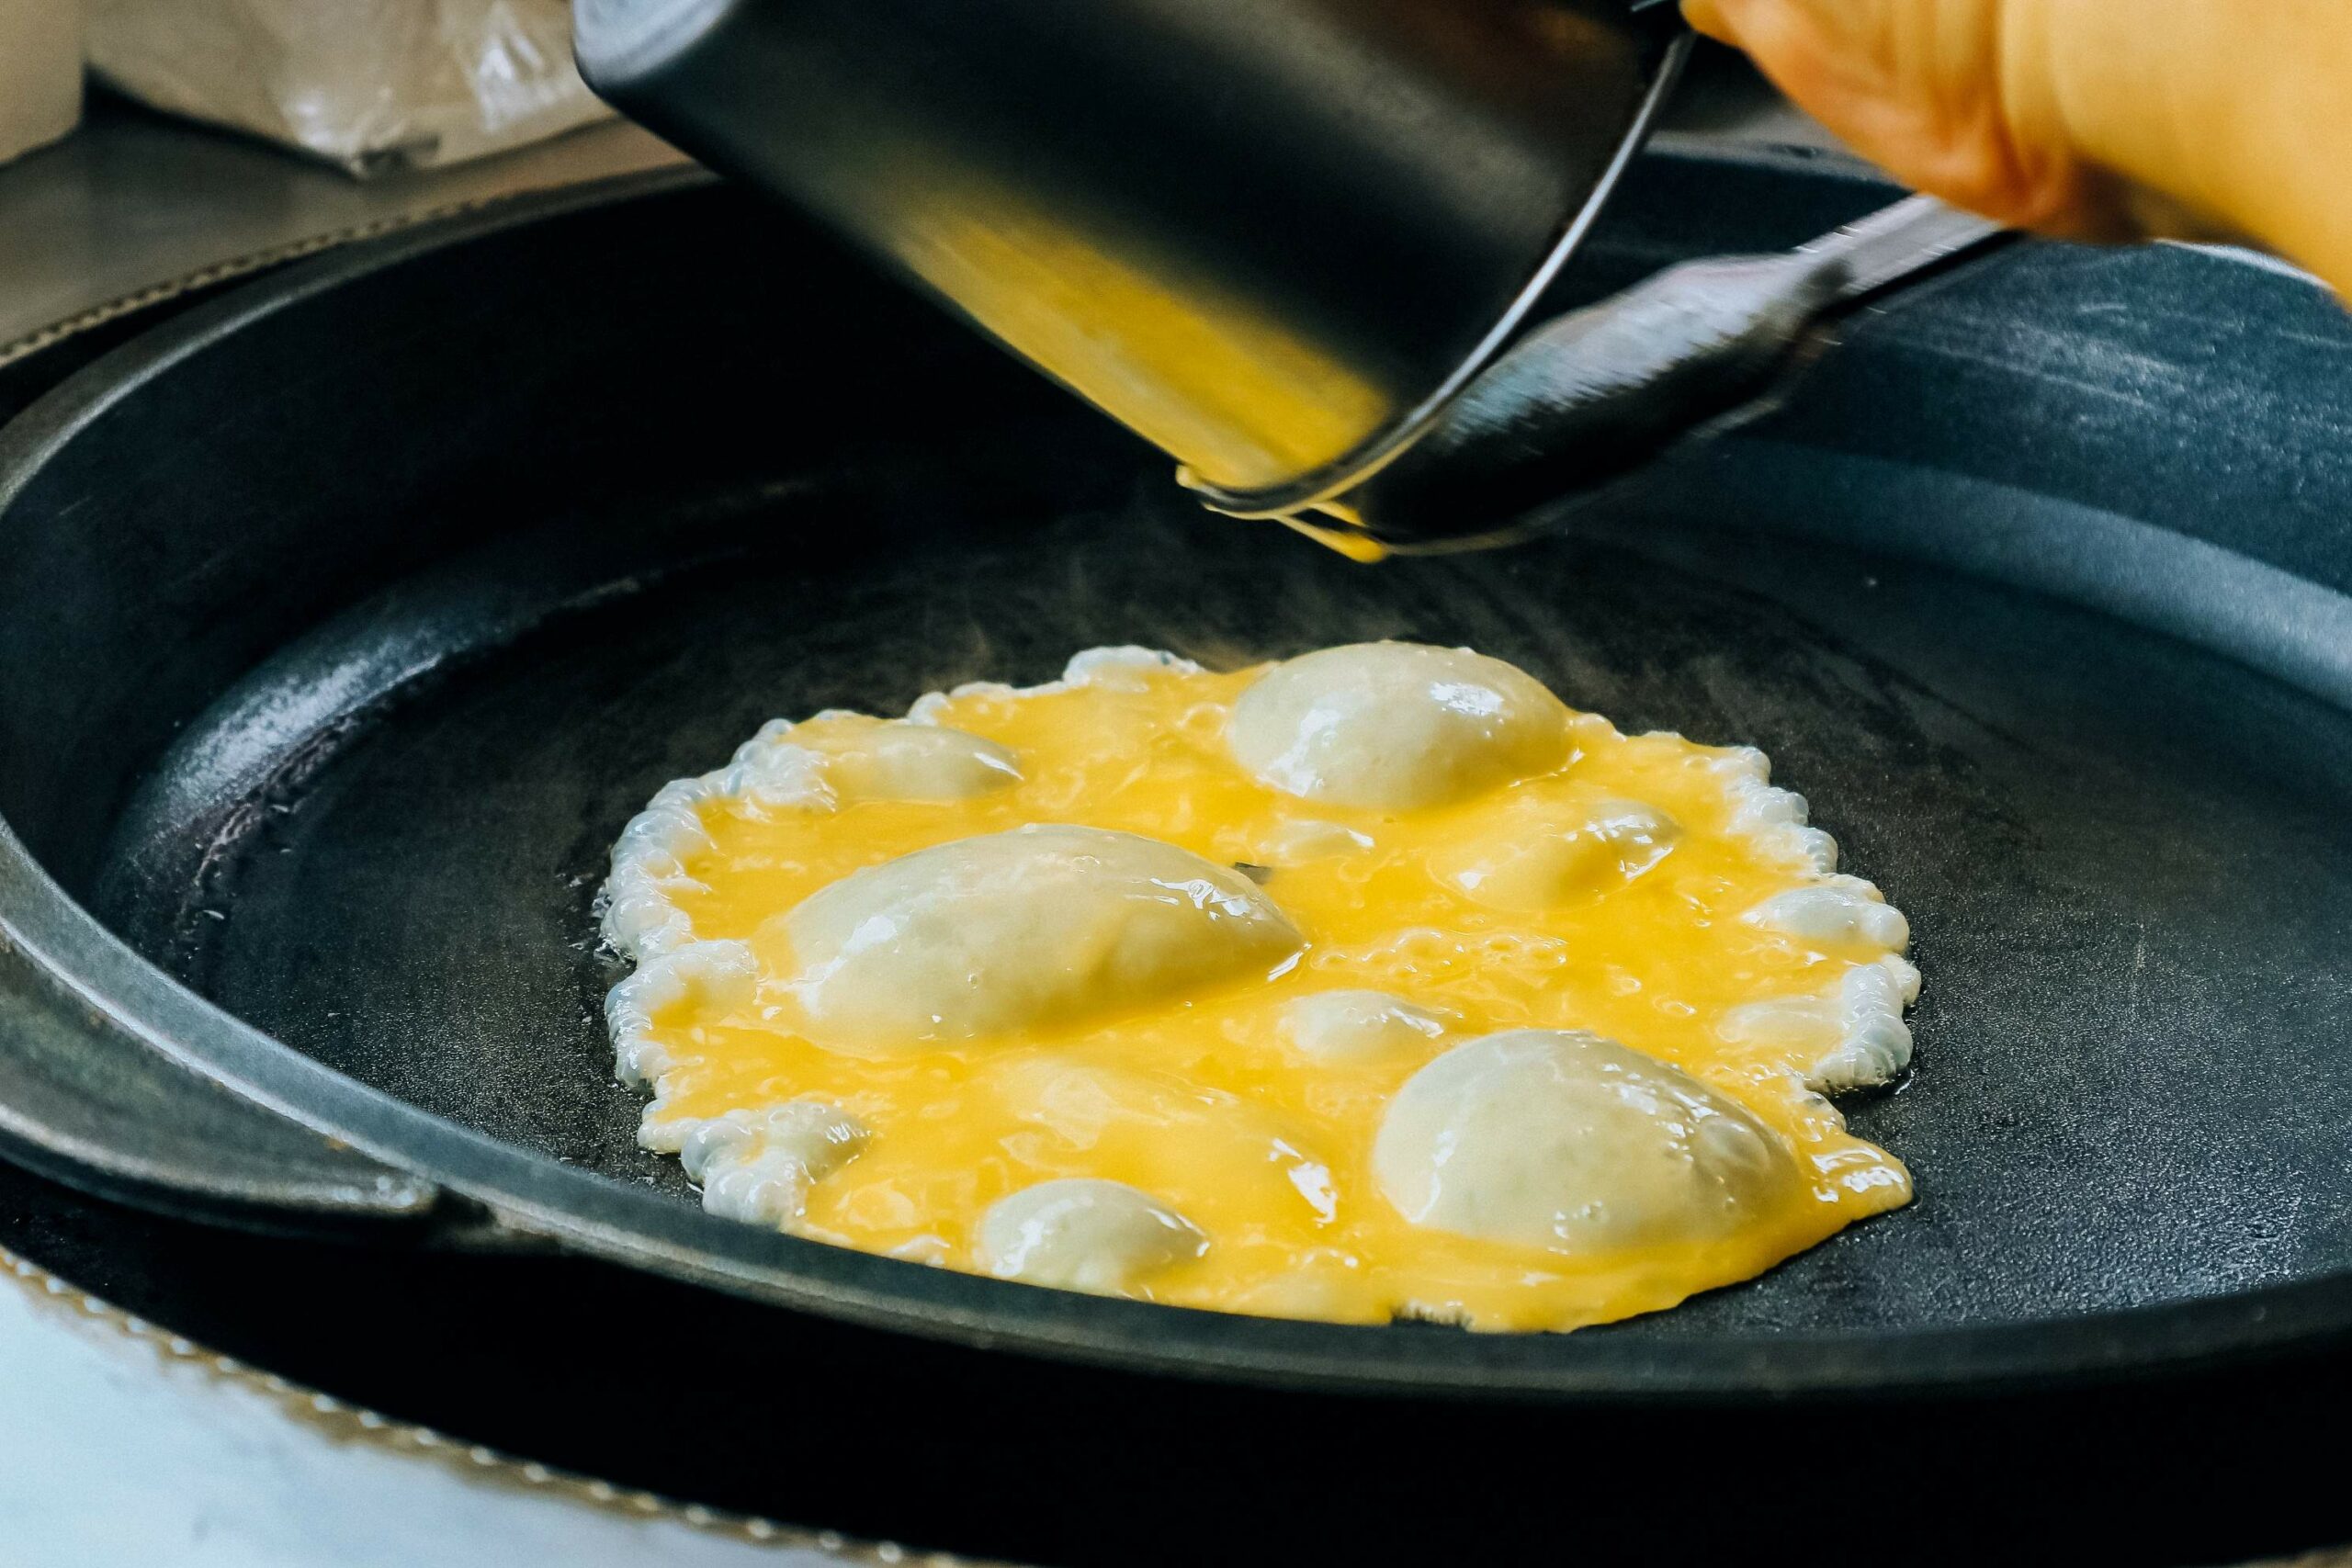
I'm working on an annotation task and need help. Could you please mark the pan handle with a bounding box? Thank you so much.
[1345,197,2013,547]
[0,932,444,1236]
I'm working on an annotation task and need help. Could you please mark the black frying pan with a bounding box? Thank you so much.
[6,145,2352,1562]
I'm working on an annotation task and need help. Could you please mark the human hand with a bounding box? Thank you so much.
[1682,0,2352,296]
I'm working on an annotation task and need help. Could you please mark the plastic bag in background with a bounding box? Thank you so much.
[1,0,83,165]
[87,0,612,176]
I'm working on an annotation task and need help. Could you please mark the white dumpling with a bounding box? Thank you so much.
[605,939,757,1089]
[1279,989,1450,1063]
[1252,818,1374,865]
[816,720,1022,801]
[674,1101,870,1228]
[977,1055,1340,1226]
[906,646,1204,720]
[1059,646,1204,691]
[729,716,1021,808]
[603,778,726,960]
[778,824,1303,1051]
[1718,955,1921,1092]
[1374,1030,1798,1253]
[978,1179,1207,1294]
[1227,642,1571,810]
[1431,793,1678,910]
[1742,875,1909,951]
[1706,748,1840,874]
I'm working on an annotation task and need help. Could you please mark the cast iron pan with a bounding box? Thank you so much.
[6,144,2352,1562]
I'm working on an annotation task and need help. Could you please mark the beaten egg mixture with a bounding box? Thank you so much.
[601,643,1917,1332]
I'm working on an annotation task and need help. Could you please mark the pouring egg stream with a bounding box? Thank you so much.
[601,643,1917,1332]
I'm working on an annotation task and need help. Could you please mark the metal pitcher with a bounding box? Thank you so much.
[576,0,1688,524]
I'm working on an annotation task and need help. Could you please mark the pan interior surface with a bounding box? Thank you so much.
[106,465,2352,1343]
[7,152,2352,1395]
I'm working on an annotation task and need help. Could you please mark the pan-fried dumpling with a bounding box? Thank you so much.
[1374,1030,1798,1253]
[726,715,1022,809]
[1741,875,1909,951]
[676,1100,870,1228]
[1717,955,1921,1092]
[1278,989,1451,1063]
[1431,791,1679,910]
[978,1178,1207,1293]
[1227,642,1571,810]
[776,824,1302,1051]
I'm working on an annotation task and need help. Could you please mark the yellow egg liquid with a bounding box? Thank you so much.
[638,664,1911,1331]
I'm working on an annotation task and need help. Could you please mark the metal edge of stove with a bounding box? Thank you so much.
[0,1238,995,1566]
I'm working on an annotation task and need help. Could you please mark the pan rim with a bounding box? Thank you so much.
[6,165,2352,1404]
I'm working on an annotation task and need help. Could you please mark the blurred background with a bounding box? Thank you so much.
[0,2,1833,362]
